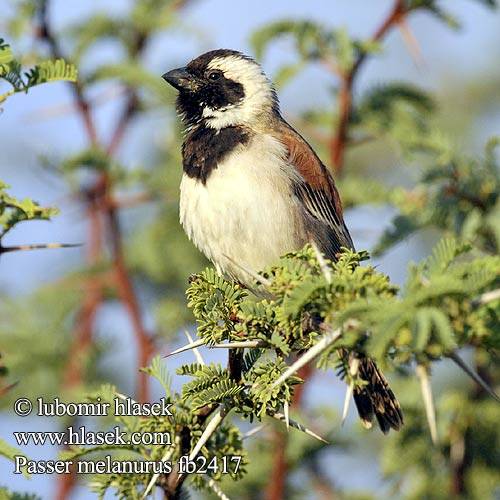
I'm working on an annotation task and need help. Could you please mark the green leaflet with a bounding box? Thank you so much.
[375,137,500,256]
[0,438,31,479]
[0,39,77,107]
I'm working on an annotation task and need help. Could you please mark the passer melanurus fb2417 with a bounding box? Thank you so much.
[162,49,403,433]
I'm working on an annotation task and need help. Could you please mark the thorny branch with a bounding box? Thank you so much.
[39,0,97,145]
[158,337,243,498]
[55,172,107,500]
[25,2,498,500]
[38,0,154,401]
[159,403,219,499]
[35,1,178,497]
[264,364,314,500]
[38,1,201,495]
[330,0,408,175]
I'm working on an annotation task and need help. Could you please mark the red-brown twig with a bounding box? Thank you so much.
[397,17,425,68]
[105,185,154,402]
[330,0,407,175]
[106,88,140,157]
[103,87,157,401]
[36,2,153,496]
[264,364,313,500]
[39,0,155,401]
[55,178,106,500]
[39,0,98,144]
[103,33,152,402]
[0,381,19,395]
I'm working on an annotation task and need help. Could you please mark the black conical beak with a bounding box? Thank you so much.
[162,67,197,91]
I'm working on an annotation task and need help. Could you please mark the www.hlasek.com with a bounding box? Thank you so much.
[11,397,242,476]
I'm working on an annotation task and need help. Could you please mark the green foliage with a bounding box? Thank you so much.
[350,82,436,152]
[61,360,247,499]
[2,1,500,500]
[344,238,500,361]
[0,439,30,479]
[167,235,497,498]
[406,0,498,29]
[0,181,58,242]
[4,0,38,38]
[186,269,248,344]
[179,362,245,410]
[381,383,500,500]
[186,236,499,367]
[251,20,380,86]
[0,489,42,500]
[60,147,113,174]
[375,137,500,255]
[0,283,86,408]
[0,39,77,108]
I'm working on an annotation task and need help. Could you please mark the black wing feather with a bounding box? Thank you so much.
[293,181,354,259]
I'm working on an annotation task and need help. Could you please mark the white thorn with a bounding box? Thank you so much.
[202,474,232,500]
[473,288,500,307]
[268,410,329,444]
[142,406,229,498]
[284,400,290,431]
[141,437,179,498]
[189,405,228,461]
[184,328,205,366]
[349,356,360,377]
[114,391,138,405]
[242,425,266,440]
[164,338,205,358]
[209,340,266,349]
[222,253,273,287]
[342,356,359,426]
[416,364,438,445]
[271,327,343,390]
[310,240,332,284]
[341,383,353,426]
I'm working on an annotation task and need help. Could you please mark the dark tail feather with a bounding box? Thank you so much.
[353,356,404,434]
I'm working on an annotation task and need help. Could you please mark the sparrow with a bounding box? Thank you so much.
[162,49,403,433]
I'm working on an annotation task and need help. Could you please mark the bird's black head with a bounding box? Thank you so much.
[162,49,278,129]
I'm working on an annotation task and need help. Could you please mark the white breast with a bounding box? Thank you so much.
[179,134,307,285]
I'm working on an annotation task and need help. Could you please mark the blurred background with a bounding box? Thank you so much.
[1,1,499,499]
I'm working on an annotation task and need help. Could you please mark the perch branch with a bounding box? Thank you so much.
[330,0,407,175]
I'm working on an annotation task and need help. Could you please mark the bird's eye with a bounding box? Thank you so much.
[207,70,222,81]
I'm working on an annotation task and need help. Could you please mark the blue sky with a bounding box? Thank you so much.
[2,0,499,296]
[1,1,499,498]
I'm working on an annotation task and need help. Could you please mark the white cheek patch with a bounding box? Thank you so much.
[204,55,275,129]
[202,105,242,129]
